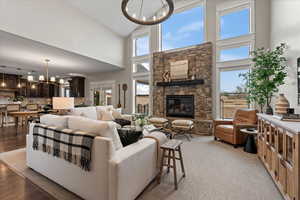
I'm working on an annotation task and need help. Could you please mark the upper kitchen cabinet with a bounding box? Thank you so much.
[69,77,85,97]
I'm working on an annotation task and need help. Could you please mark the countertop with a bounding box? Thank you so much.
[257,113,300,134]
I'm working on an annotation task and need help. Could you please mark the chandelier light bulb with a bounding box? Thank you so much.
[162,11,167,16]
[153,15,157,21]
[59,78,64,84]
[132,13,136,18]
[142,16,146,21]
[125,6,128,12]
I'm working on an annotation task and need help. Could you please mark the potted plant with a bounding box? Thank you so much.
[241,43,288,114]
[133,114,148,131]
[9,95,25,103]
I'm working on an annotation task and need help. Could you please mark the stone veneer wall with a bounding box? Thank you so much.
[152,42,213,135]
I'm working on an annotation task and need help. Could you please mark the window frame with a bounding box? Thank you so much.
[216,40,254,63]
[216,0,255,41]
[131,28,151,58]
[159,0,206,52]
[216,65,251,119]
[132,76,150,114]
[132,56,151,77]
[215,0,255,118]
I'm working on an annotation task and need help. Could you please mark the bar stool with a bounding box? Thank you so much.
[4,104,21,126]
[24,104,39,125]
[158,139,185,190]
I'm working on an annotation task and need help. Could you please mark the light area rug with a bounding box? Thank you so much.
[0,136,283,200]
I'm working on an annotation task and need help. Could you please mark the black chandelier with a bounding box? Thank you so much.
[121,0,174,25]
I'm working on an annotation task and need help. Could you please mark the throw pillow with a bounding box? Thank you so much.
[68,116,123,150]
[100,110,115,121]
[111,109,122,119]
[117,128,143,147]
[40,114,68,128]
[114,118,131,127]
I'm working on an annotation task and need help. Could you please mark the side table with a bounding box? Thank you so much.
[240,128,258,154]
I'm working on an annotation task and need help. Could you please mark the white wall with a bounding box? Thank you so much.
[0,0,125,67]
[85,38,133,114]
[270,0,300,113]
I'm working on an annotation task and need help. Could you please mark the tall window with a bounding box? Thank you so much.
[220,69,249,119]
[131,29,151,114]
[220,8,250,39]
[219,45,250,62]
[133,61,150,73]
[161,5,204,51]
[134,80,150,115]
[216,0,255,118]
[133,35,150,57]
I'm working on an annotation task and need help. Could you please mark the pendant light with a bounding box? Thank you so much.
[50,76,56,82]
[1,72,6,87]
[27,73,34,82]
[17,68,22,88]
[0,66,6,87]
[39,75,45,81]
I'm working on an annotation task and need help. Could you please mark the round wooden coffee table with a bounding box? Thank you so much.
[240,128,258,154]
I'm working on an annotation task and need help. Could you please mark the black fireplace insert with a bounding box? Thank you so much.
[166,95,194,118]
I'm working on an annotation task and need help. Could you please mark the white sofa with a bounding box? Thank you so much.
[26,116,167,200]
[69,105,134,123]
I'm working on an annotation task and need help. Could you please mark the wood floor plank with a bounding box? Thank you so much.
[0,126,56,200]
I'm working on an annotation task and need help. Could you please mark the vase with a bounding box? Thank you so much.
[275,94,290,115]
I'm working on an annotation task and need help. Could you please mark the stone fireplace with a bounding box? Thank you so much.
[152,42,213,135]
[166,95,194,118]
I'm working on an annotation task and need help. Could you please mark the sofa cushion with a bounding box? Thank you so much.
[100,110,115,121]
[40,114,68,128]
[216,125,234,135]
[71,107,98,120]
[68,116,123,150]
[96,106,113,120]
[111,109,122,119]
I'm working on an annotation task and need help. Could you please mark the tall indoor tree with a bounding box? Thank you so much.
[241,43,288,114]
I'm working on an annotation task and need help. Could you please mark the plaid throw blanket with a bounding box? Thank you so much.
[32,124,96,171]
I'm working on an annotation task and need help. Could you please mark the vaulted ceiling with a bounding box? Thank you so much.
[63,0,181,37]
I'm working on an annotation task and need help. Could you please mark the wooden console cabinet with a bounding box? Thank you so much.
[258,114,300,200]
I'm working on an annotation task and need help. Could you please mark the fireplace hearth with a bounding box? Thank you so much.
[166,95,194,118]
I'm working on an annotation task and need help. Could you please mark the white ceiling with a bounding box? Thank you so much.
[0,30,121,76]
[64,0,172,37]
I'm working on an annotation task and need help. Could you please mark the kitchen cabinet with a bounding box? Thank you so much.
[69,77,85,97]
